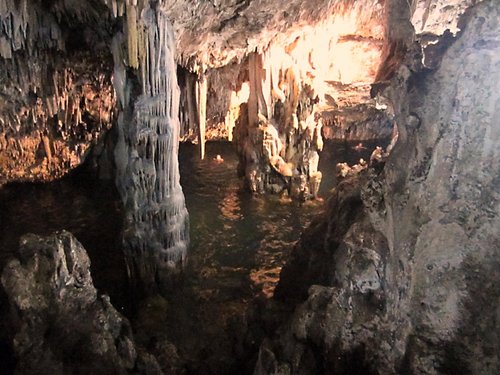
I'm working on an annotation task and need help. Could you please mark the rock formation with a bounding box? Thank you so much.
[166,0,394,198]
[222,1,392,199]
[1,0,498,372]
[0,0,116,184]
[110,1,189,290]
[255,0,500,373]
[1,231,161,374]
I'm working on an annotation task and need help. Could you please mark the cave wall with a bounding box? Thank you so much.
[321,104,394,141]
[256,0,500,373]
[0,0,116,184]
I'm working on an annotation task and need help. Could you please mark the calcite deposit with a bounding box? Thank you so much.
[110,1,190,289]
[201,0,392,198]
[0,0,116,184]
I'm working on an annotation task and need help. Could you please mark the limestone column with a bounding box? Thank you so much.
[112,1,189,292]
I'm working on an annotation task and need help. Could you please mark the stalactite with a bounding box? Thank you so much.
[113,2,189,290]
[196,74,207,160]
[0,50,115,182]
[126,3,139,69]
[186,73,198,139]
[247,53,260,128]
[179,70,198,141]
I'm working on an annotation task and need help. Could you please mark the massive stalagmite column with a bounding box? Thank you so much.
[113,2,189,290]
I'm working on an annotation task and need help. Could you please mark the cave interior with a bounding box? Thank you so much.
[0,0,499,374]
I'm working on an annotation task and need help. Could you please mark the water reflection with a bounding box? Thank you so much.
[178,139,384,301]
[181,145,319,297]
[219,188,243,221]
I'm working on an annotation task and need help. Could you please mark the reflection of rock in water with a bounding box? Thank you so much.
[250,267,283,298]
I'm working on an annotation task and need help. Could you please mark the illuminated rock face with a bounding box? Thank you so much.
[0,1,116,184]
[232,51,325,199]
[223,3,389,199]
[111,2,189,290]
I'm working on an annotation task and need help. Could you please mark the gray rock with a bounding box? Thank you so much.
[1,231,162,375]
[256,1,500,374]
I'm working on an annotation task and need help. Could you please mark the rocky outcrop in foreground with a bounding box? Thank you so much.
[1,231,161,374]
[255,1,500,374]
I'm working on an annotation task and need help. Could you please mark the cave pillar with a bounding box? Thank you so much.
[112,2,189,292]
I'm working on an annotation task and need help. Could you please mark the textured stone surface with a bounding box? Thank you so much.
[255,0,500,373]
[111,2,190,289]
[1,231,162,374]
[162,0,384,70]
[0,0,116,184]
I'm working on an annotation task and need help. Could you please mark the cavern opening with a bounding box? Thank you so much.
[1,1,499,375]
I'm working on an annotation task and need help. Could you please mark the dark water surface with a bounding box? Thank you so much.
[0,139,384,374]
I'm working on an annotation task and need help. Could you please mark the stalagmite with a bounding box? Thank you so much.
[113,2,189,290]
[237,49,324,199]
[196,74,207,159]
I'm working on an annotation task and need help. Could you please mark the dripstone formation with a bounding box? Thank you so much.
[110,1,190,290]
[0,0,116,184]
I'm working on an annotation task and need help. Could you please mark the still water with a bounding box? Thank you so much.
[0,140,382,373]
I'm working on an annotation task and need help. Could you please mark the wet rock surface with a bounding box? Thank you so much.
[1,231,161,375]
[255,1,500,374]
